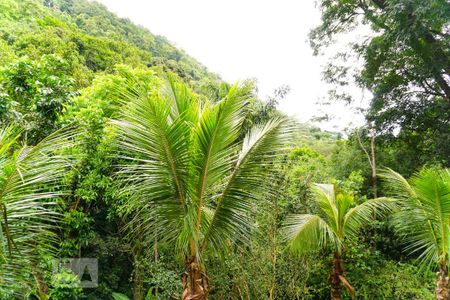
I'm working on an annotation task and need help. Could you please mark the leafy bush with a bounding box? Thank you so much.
[49,269,84,300]
[345,241,434,299]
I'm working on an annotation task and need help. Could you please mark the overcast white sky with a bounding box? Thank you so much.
[97,0,367,131]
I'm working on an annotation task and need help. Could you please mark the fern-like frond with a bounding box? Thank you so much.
[311,184,339,234]
[201,117,295,254]
[0,125,77,293]
[343,197,398,240]
[283,214,339,254]
[381,168,450,270]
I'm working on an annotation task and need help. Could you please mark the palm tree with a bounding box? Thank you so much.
[283,184,395,300]
[0,125,75,297]
[379,168,450,300]
[112,74,294,300]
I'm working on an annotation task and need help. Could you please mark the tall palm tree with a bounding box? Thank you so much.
[0,125,76,297]
[112,74,294,300]
[283,184,395,300]
[379,168,450,300]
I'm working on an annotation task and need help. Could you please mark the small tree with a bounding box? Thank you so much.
[284,184,395,300]
[112,73,294,300]
[380,168,450,300]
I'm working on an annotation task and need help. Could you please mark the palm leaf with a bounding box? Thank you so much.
[343,197,398,240]
[112,77,192,243]
[283,214,338,254]
[311,184,339,235]
[380,168,450,270]
[201,117,295,254]
[193,82,251,207]
[0,125,77,293]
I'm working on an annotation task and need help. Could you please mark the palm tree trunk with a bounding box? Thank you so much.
[33,272,49,300]
[182,257,208,300]
[330,252,343,300]
[133,262,144,300]
[32,260,49,300]
[436,262,450,300]
[153,238,159,299]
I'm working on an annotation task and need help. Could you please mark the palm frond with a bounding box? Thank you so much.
[343,197,398,240]
[112,77,192,239]
[0,125,77,293]
[164,72,199,125]
[392,206,441,269]
[0,126,20,158]
[193,83,251,208]
[283,214,338,254]
[311,184,339,234]
[380,168,450,270]
[201,117,295,254]
[112,76,194,251]
[378,168,416,200]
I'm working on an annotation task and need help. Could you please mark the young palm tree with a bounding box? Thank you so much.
[283,184,395,300]
[379,168,450,300]
[112,74,294,300]
[0,125,75,296]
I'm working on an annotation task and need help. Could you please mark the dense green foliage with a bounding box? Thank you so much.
[111,72,294,299]
[0,0,448,299]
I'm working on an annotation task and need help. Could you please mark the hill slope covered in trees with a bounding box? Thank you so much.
[0,0,220,84]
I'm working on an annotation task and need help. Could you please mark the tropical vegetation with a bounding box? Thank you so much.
[380,168,450,300]
[284,184,395,299]
[0,0,448,299]
[112,74,294,299]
